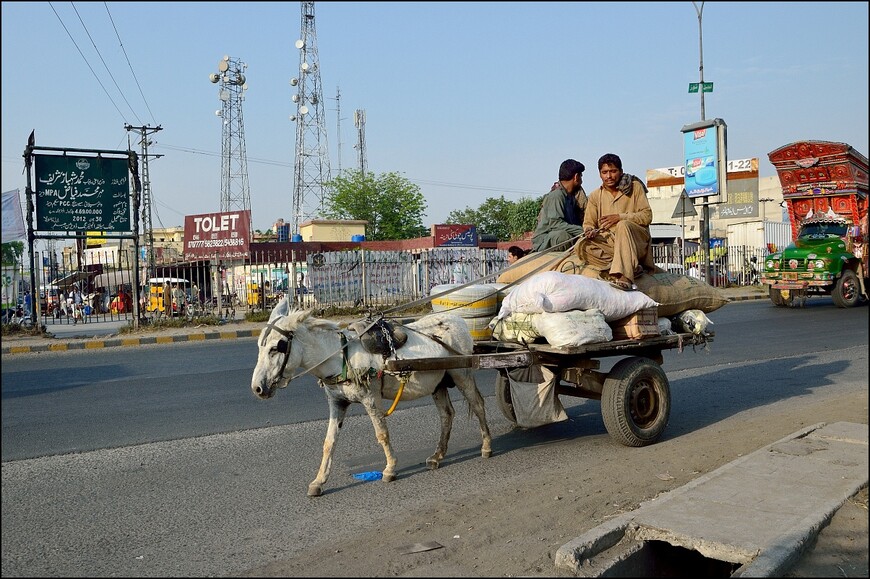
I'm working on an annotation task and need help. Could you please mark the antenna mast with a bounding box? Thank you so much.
[209,55,251,214]
[353,109,367,176]
[290,1,331,235]
[124,123,162,278]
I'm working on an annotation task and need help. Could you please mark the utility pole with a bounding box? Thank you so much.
[124,124,163,280]
[289,1,331,235]
[692,0,711,284]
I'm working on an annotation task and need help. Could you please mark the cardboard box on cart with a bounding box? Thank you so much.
[610,307,659,340]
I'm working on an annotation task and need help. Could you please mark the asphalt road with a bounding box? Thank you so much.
[1,298,867,576]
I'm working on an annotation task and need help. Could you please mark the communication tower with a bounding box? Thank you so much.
[209,55,251,214]
[353,109,367,176]
[289,1,331,234]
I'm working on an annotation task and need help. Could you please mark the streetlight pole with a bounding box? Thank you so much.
[692,1,712,284]
[693,1,706,121]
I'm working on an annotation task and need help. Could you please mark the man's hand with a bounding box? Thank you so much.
[599,214,621,230]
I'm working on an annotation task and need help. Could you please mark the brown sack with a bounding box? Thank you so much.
[634,271,729,317]
[496,250,569,284]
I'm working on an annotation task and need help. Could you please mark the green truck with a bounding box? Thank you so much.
[761,141,868,307]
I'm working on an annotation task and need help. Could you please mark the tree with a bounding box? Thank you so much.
[447,195,543,241]
[1,242,24,266]
[324,170,427,240]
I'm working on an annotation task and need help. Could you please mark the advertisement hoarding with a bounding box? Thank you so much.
[183,210,251,260]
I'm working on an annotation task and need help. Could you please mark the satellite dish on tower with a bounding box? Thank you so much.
[219,90,230,102]
[291,94,299,103]
[289,115,297,122]
[209,73,220,83]
[236,74,246,85]
[299,105,309,115]
[295,39,305,49]
[215,110,222,116]
[218,60,229,73]
[289,77,298,86]
[301,62,309,72]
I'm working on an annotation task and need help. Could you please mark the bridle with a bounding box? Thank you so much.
[260,316,295,382]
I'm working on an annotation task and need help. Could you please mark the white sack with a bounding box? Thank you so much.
[490,312,541,345]
[497,271,658,322]
[533,309,613,347]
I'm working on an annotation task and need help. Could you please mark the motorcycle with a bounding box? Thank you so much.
[3,304,34,329]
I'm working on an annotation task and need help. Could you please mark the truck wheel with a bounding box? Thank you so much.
[831,269,860,308]
[495,370,518,425]
[601,357,670,447]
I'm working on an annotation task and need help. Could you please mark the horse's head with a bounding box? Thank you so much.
[251,297,312,399]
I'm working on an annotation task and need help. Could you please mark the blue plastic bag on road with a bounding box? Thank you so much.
[352,471,383,481]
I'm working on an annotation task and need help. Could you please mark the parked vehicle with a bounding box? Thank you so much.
[761,140,868,307]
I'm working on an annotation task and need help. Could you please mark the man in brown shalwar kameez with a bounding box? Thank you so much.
[579,153,655,290]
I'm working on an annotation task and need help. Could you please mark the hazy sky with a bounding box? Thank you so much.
[2,1,868,235]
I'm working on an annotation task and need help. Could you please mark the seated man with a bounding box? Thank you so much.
[579,153,655,290]
[531,159,587,252]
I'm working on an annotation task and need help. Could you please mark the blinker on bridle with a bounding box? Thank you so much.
[261,317,295,380]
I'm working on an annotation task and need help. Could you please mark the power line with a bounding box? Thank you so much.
[48,1,126,122]
[104,1,156,125]
[69,1,141,124]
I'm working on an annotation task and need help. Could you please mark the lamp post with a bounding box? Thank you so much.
[691,1,712,283]
[759,197,774,223]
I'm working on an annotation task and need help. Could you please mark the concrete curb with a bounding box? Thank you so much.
[2,328,261,355]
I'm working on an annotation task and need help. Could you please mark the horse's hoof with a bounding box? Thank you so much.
[481,449,492,459]
[426,458,440,470]
[382,472,396,483]
[307,484,323,497]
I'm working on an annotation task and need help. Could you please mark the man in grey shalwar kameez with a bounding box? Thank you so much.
[531,159,587,252]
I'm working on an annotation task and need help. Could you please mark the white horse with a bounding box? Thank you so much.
[250,298,492,496]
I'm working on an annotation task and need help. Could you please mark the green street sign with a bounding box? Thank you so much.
[688,82,714,93]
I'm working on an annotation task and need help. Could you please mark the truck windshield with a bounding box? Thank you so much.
[799,222,848,238]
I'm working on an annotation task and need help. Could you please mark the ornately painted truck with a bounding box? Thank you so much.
[761,140,869,307]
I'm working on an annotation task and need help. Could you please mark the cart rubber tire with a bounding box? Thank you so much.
[831,269,860,308]
[601,356,670,447]
[495,370,518,426]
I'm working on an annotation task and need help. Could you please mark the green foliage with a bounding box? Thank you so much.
[324,170,428,240]
[2,242,24,266]
[446,195,543,241]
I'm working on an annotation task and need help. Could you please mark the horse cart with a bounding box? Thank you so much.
[385,331,713,448]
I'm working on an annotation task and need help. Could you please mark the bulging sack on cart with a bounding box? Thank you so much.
[506,365,567,428]
[490,312,541,345]
[497,271,658,322]
[533,309,613,347]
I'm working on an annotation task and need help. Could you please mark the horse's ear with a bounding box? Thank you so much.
[269,294,291,321]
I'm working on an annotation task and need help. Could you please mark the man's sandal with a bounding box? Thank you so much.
[608,278,635,292]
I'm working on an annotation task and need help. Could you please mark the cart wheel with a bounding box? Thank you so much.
[495,370,518,426]
[601,356,670,447]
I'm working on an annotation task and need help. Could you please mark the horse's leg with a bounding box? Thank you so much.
[427,385,455,470]
[359,394,398,483]
[449,368,493,458]
[309,395,350,497]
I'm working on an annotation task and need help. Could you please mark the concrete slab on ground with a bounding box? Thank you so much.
[555,422,868,577]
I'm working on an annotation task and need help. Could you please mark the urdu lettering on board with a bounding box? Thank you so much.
[34,155,131,232]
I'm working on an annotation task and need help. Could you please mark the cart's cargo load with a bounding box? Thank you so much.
[464,315,494,341]
[547,252,728,317]
[496,250,569,284]
[497,271,658,322]
[675,309,714,335]
[610,307,659,340]
[633,271,728,317]
[490,312,540,344]
[534,309,612,347]
[430,283,497,318]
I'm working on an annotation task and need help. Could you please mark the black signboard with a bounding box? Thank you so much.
[34,154,131,232]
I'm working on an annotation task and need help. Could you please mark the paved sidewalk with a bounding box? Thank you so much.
[1,287,768,356]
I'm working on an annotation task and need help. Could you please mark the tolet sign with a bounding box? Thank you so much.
[183,209,251,260]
